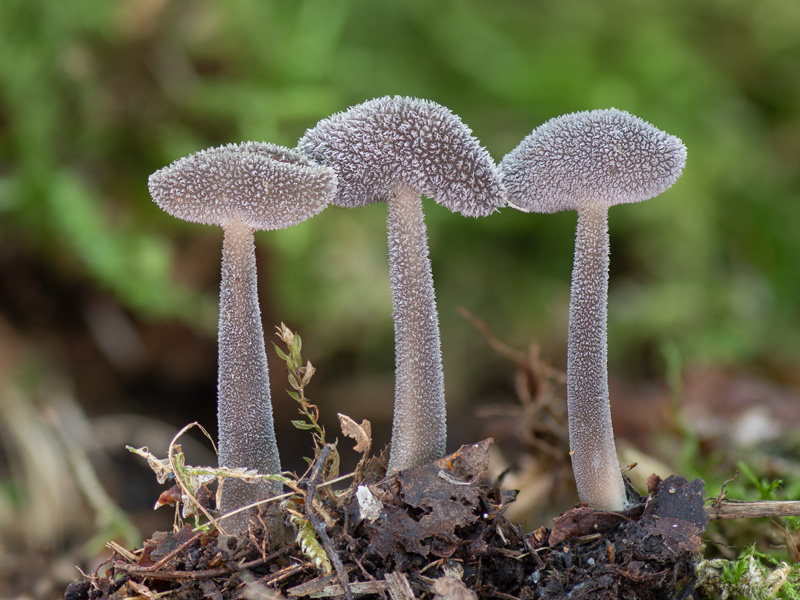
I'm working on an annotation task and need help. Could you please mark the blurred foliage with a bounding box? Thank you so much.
[2,0,800,395]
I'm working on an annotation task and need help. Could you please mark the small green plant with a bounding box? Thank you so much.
[273,324,342,575]
[274,323,330,458]
[281,498,332,574]
[737,461,784,501]
[697,545,800,600]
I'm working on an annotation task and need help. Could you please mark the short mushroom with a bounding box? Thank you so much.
[499,109,686,511]
[298,96,505,473]
[148,142,336,532]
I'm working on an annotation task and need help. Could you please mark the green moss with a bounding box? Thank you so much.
[698,547,800,600]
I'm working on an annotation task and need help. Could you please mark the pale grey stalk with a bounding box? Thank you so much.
[568,202,626,511]
[217,217,281,532]
[386,185,446,473]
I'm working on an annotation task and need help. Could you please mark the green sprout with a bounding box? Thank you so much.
[274,323,328,456]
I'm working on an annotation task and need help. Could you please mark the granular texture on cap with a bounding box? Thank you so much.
[298,96,505,218]
[148,142,336,230]
[500,109,687,214]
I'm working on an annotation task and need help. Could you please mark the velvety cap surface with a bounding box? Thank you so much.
[298,96,505,217]
[148,142,336,230]
[500,109,687,213]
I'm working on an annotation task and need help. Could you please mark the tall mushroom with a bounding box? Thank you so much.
[499,109,686,511]
[148,142,336,532]
[298,96,505,473]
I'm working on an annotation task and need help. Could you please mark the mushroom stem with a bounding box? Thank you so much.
[217,217,281,528]
[385,185,446,473]
[568,201,627,511]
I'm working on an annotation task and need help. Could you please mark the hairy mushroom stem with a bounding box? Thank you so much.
[386,185,446,474]
[568,201,627,511]
[217,217,281,528]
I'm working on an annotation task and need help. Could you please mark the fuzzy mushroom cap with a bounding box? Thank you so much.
[298,96,505,217]
[148,142,336,230]
[500,108,687,214]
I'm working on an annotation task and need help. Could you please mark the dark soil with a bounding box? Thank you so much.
[65,441,708,600]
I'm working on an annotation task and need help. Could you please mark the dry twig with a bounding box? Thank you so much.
[705,500,800,521]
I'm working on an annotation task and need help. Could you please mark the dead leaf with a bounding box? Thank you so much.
[431,575,477,600]
[128,446,172,484]
[155,485,183,510]
[364,440,494,559]
[338,413,372,455]
[127,579,158,599]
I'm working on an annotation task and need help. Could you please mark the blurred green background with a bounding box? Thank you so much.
[1,0,800,592]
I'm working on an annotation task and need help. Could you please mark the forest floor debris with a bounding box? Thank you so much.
[66,439,713,600]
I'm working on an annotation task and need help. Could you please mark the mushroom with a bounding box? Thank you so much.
[298,96,505,473]
[499,109,686,511]
[148,142,336,531]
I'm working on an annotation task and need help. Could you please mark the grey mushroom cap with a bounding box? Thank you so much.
[148,142,337,229]
[500,108,687,214]
[298,96,506,217]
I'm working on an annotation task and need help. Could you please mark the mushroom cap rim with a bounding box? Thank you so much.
[148,141,336,231]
